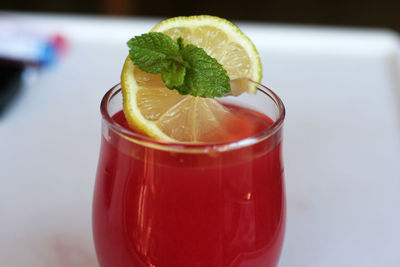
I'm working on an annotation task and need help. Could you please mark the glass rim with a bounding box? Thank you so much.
[100,81,285,153]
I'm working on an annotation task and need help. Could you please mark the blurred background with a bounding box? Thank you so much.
[1,1,400,267]
[1,0,400,32]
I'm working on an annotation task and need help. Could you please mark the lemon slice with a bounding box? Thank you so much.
[121,15,262,143]
[151,15,262,93]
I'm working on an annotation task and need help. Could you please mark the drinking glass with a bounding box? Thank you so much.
[93,81,286,267]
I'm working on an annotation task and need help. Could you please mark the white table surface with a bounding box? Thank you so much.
[1,12,400,267]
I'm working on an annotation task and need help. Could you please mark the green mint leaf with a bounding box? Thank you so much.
[127,32,231,98]
[177,44,231,97]
[127,32,179,74]
[161,61,186,89]
[177,37,185,50]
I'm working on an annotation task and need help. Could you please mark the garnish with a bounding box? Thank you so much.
[127,32,231,98]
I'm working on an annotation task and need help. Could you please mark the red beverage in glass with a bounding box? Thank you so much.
[93,83,285,267]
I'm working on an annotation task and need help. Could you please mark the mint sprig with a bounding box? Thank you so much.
[127,32,231,98]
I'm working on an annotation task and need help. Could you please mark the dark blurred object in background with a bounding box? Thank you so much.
[1,0,400,32]
[0,63,23,117]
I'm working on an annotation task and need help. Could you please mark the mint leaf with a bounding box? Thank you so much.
[178,44,230,97]
[161,61,186,89]
[177,37,185,50]
[127,32,179,74]
[127,32,231,98]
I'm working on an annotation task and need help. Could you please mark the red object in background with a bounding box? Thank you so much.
[50,33,68,57]
[93,104,285,267]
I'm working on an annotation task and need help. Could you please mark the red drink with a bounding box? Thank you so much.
[93,86,285,267]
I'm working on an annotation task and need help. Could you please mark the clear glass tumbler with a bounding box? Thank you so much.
[93,81,286,267]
